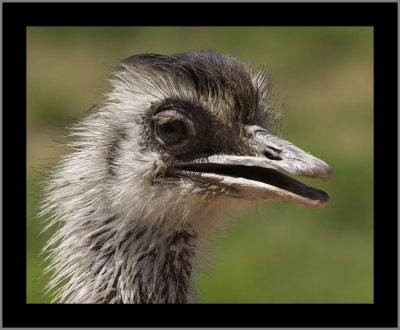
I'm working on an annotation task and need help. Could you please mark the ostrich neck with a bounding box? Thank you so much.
[79,218,199,304]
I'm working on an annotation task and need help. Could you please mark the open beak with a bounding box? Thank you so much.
[173,126,332,208]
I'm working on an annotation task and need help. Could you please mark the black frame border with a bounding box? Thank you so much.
[3,2,398,328]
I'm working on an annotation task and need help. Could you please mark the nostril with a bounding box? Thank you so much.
[263,153,282,161]
[264,147,282,160]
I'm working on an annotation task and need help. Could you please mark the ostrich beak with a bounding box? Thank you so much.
[174,126,332,208]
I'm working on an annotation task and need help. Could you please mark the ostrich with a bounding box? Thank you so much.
[41,50,331,304]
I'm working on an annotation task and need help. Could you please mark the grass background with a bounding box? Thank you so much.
[27,27,373,303]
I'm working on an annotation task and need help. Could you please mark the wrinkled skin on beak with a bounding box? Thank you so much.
[174,125,332,208]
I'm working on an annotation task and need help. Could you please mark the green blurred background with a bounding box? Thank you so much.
[27,27,373,303]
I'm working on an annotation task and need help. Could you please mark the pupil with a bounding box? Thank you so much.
[157,120,187,144]
[164,122,178,133]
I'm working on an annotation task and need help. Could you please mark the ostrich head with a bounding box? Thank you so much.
[41,50,331,304]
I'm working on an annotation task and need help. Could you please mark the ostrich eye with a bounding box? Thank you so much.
[153,109,196,155]
[156,120,187,145]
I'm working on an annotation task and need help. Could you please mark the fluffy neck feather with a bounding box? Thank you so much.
[45,211,200,303]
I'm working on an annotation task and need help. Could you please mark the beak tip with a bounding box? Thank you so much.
[316,161,332,181]
[321,167,332,181]
[314,191,330,208]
